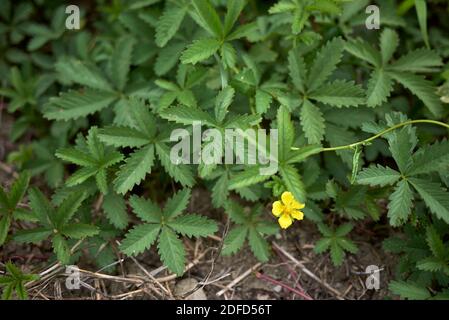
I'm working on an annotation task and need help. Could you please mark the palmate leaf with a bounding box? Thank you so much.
[300,100,325,144]
[215,86,235,123]
[380,28,399,64]
[389,48,442,73]
[222,225,248,256]
[160,105,216,127]
[357,165,401,187]
[388,179,413,227]
[114,144,155,194]
[248,227,270,262]
[409,139,449,176]
[110,36,135,91]
[288,47,307,92]
[163,189,191,219]
[44,89,117,121]
[155,4,188,47]
[55,58,113,92]
[129,195,162,223]
[389,281,431,300]
[223,0,246,35]
[228,166,271,190]
[98,126,150,148]
[279,164,306,203]
[156,143,195,187]
[158,226,186,276]
[307,37,344,92]
[344,38,381,67]
[120,223,160,256]
[409,178,449,224]
[277,105,294,162]
[168,214,218,237]
[366,69,393,107]
[309,80,365,108]
[180,38,221,65]
[389,71,442,117]
[102,192,129,229]
[425,226,445,259]
[190,0,223,38]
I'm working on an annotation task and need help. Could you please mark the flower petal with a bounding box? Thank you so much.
[290,200,305,210]
[281,192,294,206]
[278,213,293,229]
[272,201,284,217]
[290,210,304,221]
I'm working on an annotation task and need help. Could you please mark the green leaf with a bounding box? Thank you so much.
[211,174,229,208]
[389,49,442,73]
[28,188,53,226]
[56,148,96,167]
[181,38,221,65]
[255,89,272,114]
[129,195,161,224]
[215,86,235,123]
[389,280,431,300]
[44,89,117,121]
[380,28,399,64]
[366,69,393,107]
[345,38,381,67]
[55,59,113,92]
[248,227,270,262]
[55,191,86,228]
[61,223,99,239]
[224,0,245,35]
[191,0,223,38]
[314,238,331,254]
[155,4,187,47]
[388,179,413,226]
[288,48,307,92]
[98,126,150,148]
[389,127,415,174]
[228,166,271,189]
[0,216,11,245]
[409,139,449,176]
[222,226,248,255]
[169,214,218,237]
[120,223,160,256]
[114,145,155,194]
[110,36,135,91]
[163,189,191,219]
[286,145,322,164]
[160,105,216,127]
[52,234,70,265]
[309,80,365,108]
[158,226,186,275]
[102,192,129,229]
[330,241,344,266]
[224,200,247,224]
[409,178,449,224]
[279,164,306,203]
[415,0,429,48]
[389,71,442,117]
[66,167,98,187]
[14,227,53,243]
[357,165,401,187]
[300,100,325,144]
[425,226,445,259]
[156,143,195,187]
[277,105,294,162]
[307,37,344,92]
[8,171,30,208]
[335,223,354,237]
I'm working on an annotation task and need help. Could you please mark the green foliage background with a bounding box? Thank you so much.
[1,0,449,300]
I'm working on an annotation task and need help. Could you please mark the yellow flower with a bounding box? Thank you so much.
[272,191,305,229]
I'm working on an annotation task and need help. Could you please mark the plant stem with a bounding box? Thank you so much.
[292,119,449,153]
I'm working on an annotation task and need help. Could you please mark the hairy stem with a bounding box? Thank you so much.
[291,119,449,153]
